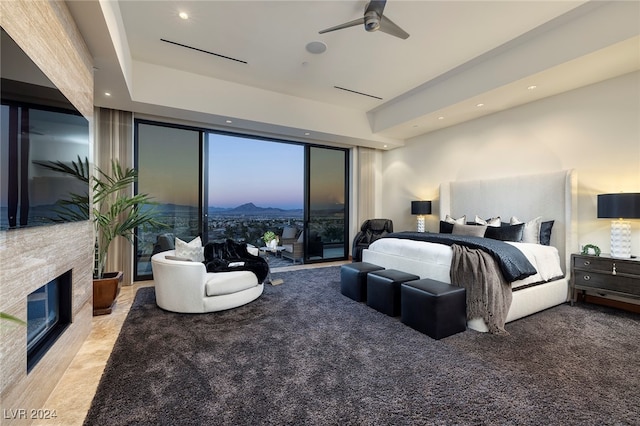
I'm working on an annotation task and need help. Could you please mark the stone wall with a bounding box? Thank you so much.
[0,0,94,419]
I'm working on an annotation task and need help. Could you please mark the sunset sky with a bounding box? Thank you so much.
[208,134,303,209]
[137,123,343,211]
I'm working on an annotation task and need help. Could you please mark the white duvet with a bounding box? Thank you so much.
[366,238,564,289]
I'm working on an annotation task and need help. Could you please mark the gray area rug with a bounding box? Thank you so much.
[84,266,640,425]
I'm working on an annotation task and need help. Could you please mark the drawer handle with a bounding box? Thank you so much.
[583,260,590,266]
[583,275,591,281]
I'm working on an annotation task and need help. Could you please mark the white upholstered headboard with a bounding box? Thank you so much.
[439,170,577,274]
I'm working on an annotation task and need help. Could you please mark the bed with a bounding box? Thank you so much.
[362,170,578,333]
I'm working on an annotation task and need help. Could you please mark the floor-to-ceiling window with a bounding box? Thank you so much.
[307,146,348,262]
[135,121,201,279]
[134,119,349,280]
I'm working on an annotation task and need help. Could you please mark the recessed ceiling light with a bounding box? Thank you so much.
[527,85,537,90]
[438,116,444,120]
[305,41,327,54]
[383,145,388,148]
[179,12,189,20]
[225,120,232,124]
[104,92,111,97]
[476,103,485,107]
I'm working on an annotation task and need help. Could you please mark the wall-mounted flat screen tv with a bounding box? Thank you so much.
[1,27,90,230]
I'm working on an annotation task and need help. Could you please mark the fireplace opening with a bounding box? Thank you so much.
[27,270,72,372]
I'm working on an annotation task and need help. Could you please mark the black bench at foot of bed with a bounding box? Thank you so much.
[367,269,420,317]
[340,262,385,302]
[340,263,467,340]
[401,279,466,340]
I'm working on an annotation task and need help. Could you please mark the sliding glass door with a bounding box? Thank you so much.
[306,146,348,262]
[134,121,202,280]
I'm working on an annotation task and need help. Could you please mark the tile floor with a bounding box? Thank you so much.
[37,261,347,425]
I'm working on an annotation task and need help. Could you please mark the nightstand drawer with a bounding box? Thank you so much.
[573,270,640,297]
[573,256,640,276]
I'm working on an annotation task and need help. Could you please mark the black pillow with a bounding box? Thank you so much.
[500,220,555,245]
[486,223,525,242]
[439,221,454,234]
[540,220,554,246]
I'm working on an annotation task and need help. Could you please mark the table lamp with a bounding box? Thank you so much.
[597,193,640,258]
[411,201,432,232]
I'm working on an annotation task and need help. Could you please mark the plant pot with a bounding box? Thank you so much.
[93,271,123,316]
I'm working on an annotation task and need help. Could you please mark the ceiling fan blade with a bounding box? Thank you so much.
[379,15,410,39]
[319,18,365,35]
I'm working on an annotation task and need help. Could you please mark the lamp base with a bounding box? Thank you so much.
[416,216,426,233]
[610,220,632,259]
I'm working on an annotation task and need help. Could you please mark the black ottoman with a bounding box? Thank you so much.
[340,262,384,302]
[401,279,466,340]
[367,269,420,316]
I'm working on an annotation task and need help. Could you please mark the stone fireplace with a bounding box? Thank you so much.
[26,270,73,372]
[0,222,93,416]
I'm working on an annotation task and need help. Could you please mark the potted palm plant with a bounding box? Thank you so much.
[35,157,164,315]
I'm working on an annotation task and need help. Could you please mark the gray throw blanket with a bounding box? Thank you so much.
[450,245,512,335]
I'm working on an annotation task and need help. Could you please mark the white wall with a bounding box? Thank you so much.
[380,71,640,256]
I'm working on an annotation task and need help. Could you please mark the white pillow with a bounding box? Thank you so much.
[445,214,466,225]
[175,236,204,262]
[474,215,501,227]
[510,216,542,244]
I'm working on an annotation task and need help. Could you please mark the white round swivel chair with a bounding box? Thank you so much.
[151,250,264,313]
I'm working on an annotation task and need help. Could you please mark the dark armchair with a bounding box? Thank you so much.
[352,219,394,262]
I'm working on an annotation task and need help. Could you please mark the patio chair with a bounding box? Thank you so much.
[280,227,323,264]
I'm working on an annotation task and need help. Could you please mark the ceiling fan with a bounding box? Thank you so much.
[319,0,409,40]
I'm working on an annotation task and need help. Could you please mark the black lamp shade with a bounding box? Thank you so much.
[597,193,640,219]
[411,200,432,215]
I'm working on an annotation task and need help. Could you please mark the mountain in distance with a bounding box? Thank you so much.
[230,202,282,213]
[209,202,303,215]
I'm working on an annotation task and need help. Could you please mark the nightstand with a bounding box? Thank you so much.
[571,253,640,305]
